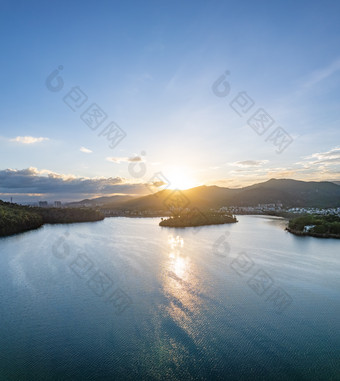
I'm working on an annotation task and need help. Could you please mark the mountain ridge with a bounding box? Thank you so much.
[91,178,340,211]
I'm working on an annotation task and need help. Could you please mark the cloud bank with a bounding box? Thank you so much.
[0,167,149,202]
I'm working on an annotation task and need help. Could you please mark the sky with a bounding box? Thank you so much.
[1,0,340,202]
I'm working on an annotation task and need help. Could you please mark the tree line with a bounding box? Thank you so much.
[288,214,340,236]
[0,201,104,237]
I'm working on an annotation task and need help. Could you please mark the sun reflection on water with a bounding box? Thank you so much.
[167,235,187,277]
[161,234,204,348]
[168,235,184,250]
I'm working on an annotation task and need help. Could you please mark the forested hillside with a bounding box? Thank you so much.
[0,201,104,237]
[0,201,43,236]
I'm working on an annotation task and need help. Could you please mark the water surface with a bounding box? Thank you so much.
[0,216,339,380]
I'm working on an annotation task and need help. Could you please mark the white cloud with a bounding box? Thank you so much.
[10,136,49,144]
[290,147,340,181]
[80,147,93,154]
[230,160,269,168]
[303,147,340,166]
[311,147,340,159]
[106,156,143,163]
[303,58,340,89]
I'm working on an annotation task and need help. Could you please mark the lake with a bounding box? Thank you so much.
[0,215,339,380]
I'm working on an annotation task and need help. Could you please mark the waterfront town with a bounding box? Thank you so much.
[219,204,340,216]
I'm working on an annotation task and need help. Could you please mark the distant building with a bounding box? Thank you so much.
[54,201,62,208]
[304,225,315,233]
[39,201,48,207]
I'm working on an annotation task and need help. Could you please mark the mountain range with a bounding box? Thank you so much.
[71,179,340,211]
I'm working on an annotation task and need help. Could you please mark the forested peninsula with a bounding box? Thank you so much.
[286,215,340,239]
[0,201,104,237]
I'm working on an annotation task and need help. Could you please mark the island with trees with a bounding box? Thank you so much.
[0,201,104,237]
[159,209,238,228]
[286,214,340,239]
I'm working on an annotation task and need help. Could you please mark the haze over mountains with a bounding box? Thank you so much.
[71,179,340,211]
[67,195,134,208]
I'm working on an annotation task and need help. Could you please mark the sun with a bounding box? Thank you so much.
[166,166,198,190]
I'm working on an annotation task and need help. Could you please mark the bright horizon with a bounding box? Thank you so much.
[1,1,340,202]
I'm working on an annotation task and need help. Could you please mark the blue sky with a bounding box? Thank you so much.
[1,0,340,202]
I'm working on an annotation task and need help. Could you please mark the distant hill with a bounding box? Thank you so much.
[110,186,237,211]
[99,179,340,212]
[229,179,340,207]
[67,195,134,208]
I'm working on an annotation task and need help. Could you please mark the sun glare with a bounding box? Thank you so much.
[166,167,198,190]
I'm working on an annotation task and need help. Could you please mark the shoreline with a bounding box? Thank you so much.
[0,201,105,238]
[2,211,340,239]
[0,218,106,239]
[285,227,340,239]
